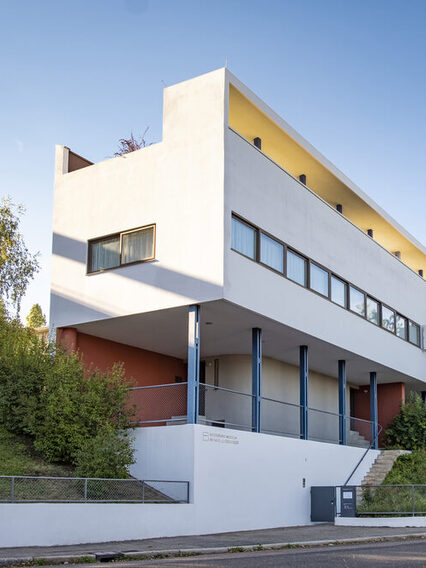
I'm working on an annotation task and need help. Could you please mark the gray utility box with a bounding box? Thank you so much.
[310,486,336,522]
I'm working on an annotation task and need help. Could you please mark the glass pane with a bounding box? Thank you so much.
[122,227,154,264]
[382,306,395,332]
[310,263,329,296]
[287,250,307,286]
[408,321,420,345]
[90,236,120,272]
[349,286,365,316]
[366,297,379,325]
[260,233,283,272]
[331,276,347,307]
[396,315,407,339]
[231,218,256,259]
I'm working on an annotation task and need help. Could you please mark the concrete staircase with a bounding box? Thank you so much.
[347,429,369,448]
[361,449,410,486]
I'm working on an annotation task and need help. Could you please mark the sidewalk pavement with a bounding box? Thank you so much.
[0,524,424,565]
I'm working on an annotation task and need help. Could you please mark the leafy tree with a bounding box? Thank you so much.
[384,392,426,450]
[0,315,51,435]
[0,198,39,315]
[26,303,46,328]
[114,128,150,156]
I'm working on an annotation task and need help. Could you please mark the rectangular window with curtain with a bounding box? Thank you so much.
[121,227,155,265]
[349,286,365,316]
[89,236,120,272]
[396,314,407,339]
[231,217,257,260]
[408,321,420,346]
[310,262,329,296]
[88,224,155,273]
[287,250,307,287]
[331,276,347,307]
[260,233,283,273]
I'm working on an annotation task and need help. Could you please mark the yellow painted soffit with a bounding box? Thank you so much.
[228,85,425,275]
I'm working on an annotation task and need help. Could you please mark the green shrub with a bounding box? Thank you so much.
[0,313,136,477]
[74,429,135,479]
[34,356,134,464]
[383,392,426,450]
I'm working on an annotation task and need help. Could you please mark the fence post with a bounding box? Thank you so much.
[187,482,190,504]
[10,477,15,503]
[412,485,415,517]
[84,478,88,502]
[142,481,145,503]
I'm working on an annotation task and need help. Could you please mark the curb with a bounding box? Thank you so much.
[1,532,425,566]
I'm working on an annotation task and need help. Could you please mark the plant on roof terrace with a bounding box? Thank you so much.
[114,127,150,156]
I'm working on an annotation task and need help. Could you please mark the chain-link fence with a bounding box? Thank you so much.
[129,382,187,425]
[0,476,189,503]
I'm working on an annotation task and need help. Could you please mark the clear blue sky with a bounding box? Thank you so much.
[1,0,425,321]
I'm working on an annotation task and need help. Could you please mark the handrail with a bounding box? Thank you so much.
[203,383,254,397]
[129,382,188,391]
[343,423,383,486]
[262,395,301,409]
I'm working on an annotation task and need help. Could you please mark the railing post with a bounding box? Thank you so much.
[300,345,309,440]
[412,485,415,517]
[370,372,378,449]
[186,482,190,504]
[10,476,15,503]
[142,481,145,503]
[252,328,262,433]
[338,360,347,445]
[187,305,200,424]
[84,478,88,502]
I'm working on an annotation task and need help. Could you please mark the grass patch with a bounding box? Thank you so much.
[357,449,426,516]
[0,424,74,477]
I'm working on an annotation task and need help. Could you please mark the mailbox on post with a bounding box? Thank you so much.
[340,486,356,517]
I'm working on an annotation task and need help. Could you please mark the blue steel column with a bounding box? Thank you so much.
[187,305,200,424]
[338,360,347,445]
[299,345,308,440]
[252,328,262,433]
[370,372,378,449]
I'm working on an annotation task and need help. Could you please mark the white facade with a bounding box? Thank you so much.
[46,68,426,538]
[0,425,380,547]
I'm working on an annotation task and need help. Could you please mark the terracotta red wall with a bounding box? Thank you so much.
[57,328,187,424]
[353,382,405,442]
[74,332,186,387]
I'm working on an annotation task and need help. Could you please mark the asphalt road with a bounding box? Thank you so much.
[45,539,426,568]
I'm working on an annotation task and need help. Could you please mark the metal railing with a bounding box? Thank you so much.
[127,382,378,449]
[129,382,187,425]
[198,383,254,431]
[338,484,426,517]
[0,476,190,504]
[344,423,384,486]
[261,396,301,438]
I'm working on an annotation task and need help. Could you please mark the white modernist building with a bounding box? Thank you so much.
[48,68,425,540]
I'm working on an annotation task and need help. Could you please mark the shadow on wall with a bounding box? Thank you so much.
[51,233,223,322]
